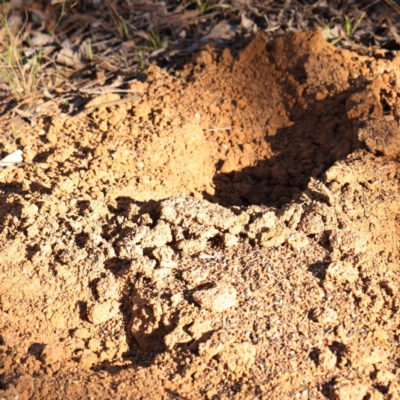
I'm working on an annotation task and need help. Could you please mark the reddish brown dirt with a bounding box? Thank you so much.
[2,29,400,399]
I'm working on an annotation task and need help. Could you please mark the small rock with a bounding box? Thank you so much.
[158,196,242,231]
[46,131,58,144]
[126,203,140,219]
[182,266,209,288]
[137,213,153,226]
[177,238,207,255]
[117,226,149,255]
[67,338,85,351]
[333,381,368,400]
[170,292,184,307]
[223,233,238,247]
[198,330,234,359]
[347,345,389,368]
[358,118,400,158]
[152,267,172,281]
[188,320,212,340]
[96,275,119,300]
[247,211,276,239]
[368,389,385,400]
[298,212,325,235]
[140,220,173,248]
[259,226,288,247]
[287,231,309,251]
[87,300,119,325]
[312,307,338,325]
[50,312,66,330]
[320,347,337,371]
[58,248,87,266]
[375,369,396,385]
[206,388,218,399]
[193,284,237,312]
[79,349,98,370]
[21,203,39,219]
[164,327,192,350]
[133,255,157,276]
[73,328,91,339]
[152,246,173,261]
[40,343,65,365]
[88,338,102,352]
[219,342,256,376]
[326,261,359,284]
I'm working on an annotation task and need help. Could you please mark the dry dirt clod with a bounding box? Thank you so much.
[87,300,120,325]
[73,328,91,339]
[192,284,237,313]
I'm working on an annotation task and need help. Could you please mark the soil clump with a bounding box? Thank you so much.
[1,29,400,399]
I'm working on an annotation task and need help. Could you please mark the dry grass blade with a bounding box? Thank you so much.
[383,0,400,13]
[0,12,43,102]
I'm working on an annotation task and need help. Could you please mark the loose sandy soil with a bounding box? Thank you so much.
[1,28,400,399]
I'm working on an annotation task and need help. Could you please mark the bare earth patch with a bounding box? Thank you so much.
[2,29,400,399]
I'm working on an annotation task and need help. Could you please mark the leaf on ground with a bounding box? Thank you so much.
[204,21,237,41]
[155,10,200,27]
[56,47,86,69]
[0,149,23,167]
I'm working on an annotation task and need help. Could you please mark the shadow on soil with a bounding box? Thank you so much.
[206,88,363,208]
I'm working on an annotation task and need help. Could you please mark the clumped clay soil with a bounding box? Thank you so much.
[2,29,400,399]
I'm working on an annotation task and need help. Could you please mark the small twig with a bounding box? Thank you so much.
[67,94,141,121]
[383,0,400,13]
[206,126,232,131]
[79,88,147,95]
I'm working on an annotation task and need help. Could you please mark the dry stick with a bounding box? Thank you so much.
[79,88,147,94]
[67,94,141,121]
[383,0,400,13]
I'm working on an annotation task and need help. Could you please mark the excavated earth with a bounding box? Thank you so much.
[2,28,400,399]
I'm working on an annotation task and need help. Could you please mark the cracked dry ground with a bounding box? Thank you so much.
[2,28,400,399]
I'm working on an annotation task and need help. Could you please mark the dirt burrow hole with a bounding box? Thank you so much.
[2,28,400,398]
